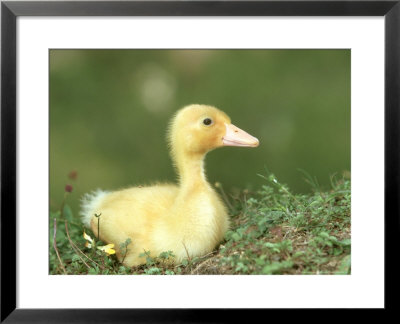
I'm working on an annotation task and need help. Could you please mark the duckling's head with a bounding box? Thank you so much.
[168,104,259,158]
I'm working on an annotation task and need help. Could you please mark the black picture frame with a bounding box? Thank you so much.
[1,0,399,321]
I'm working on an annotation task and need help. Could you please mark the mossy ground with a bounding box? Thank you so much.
[50,169,351,275]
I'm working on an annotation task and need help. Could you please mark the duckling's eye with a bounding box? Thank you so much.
[203,118,213,126]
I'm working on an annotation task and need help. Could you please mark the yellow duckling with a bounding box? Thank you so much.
[80,104,259,266]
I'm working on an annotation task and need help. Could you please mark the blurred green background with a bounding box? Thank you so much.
[50,49,350,213]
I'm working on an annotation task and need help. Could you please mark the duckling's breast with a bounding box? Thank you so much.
[152,186,229,260]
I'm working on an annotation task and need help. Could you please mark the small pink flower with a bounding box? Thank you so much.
[68,170,78,180]
[65,184,73,193]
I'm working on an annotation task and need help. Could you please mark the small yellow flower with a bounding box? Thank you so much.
[83,231,115,255]
[97,244,116,255]
[83,231,93,248]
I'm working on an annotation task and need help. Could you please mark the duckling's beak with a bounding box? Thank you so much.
[222,123,259,147]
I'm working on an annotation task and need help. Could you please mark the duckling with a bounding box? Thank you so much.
[80,104,259,267]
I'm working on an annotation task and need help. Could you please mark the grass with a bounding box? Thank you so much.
[49,168,351,275]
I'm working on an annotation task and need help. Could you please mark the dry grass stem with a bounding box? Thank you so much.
[64,220,91,269]
[53,218,67,274]
[64,220,103,270]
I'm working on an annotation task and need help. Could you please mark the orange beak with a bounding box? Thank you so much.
[222,123,259,148]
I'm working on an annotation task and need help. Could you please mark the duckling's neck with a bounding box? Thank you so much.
[176,152,208,189]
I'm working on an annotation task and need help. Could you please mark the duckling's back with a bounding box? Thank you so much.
[81,184,179,226]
